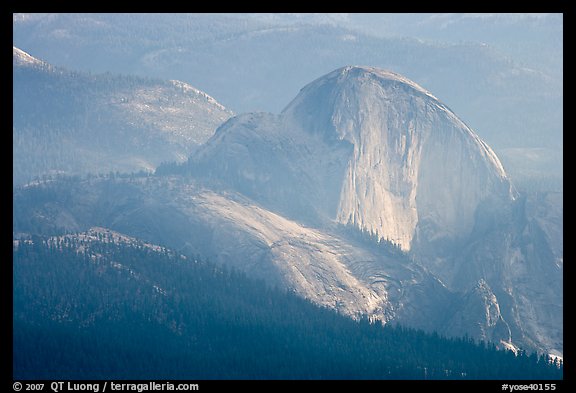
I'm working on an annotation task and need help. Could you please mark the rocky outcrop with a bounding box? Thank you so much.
[284,66,515,251]
[195,66,514,253]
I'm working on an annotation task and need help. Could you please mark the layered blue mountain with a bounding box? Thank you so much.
[13,64,562,359]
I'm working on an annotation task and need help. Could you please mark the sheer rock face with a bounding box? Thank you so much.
[198,66,514,252]
[284,66,514,252]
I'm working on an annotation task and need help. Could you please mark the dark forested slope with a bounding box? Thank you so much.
[13,234,562,380]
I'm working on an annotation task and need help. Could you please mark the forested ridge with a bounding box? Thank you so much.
[13,55,232,187]
[13,235,562,380]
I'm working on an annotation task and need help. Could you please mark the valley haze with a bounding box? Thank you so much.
[12,13,562,380]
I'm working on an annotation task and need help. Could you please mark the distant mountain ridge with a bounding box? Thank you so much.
[13,46,233,185]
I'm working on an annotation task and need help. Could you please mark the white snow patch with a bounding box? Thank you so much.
[13,46,46,67]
